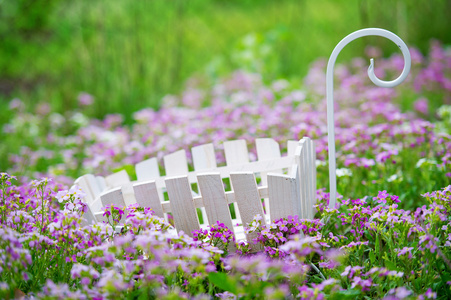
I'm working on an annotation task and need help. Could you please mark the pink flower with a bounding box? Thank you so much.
[414,97,429,115]
[78,92,94,106]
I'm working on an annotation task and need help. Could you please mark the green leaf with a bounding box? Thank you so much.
[208,272,237,294]
[375,233,380,252]
[330,289,361,300]
[369,251,376,264]
[384,259,396,270]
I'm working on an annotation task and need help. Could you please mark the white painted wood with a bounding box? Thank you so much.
[100,186,125,208]
[256,138,282,217]
[164,149,189,176]
[308,138,317,216]
[133,155,296,190]
[197,173,235,234]
[287,140,299,157]
[81,205,97,226]
[295,144,307,219]
[89,197,103,214]
[192,143,217,171]
[297,138,315,220]
[74,175,95,204]
[133,180,165,218]
[136,157,160,181]
[223,140,251,222]
[192,143,219,226]
[291,164,302,217]
[85,174,102,198]
[224,140,249,165]
[88,197,112,223]
[256,138,282,174]
[121,183,137,207]
[75,174,104,205]
[230,172,265,252]
[158,186,269,214]
[302,137,314,219]
[96,176,107,192]
[267,164,301,222]
[165,176,200,236]
[75,137,317,244]
[135,157,165,212]
[105,170,130,189]
[99,187,127,224]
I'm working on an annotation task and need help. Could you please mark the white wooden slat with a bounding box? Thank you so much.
[297,138,314,220]
[133,180,165,218]
[96,176,107,192]
[85,174,102,197]
[308,138,317,216]
[165,176,200,236]
[164,149,189,176]
[256,138,282,175]
[295,144,307,219]
[88,197,109,222]
[100,186,126,208]
[230,172,265,251]
[224,140,250,222]
[81,205,97,226]
[267,165,301,222]
[136,157,160,181]
[163,150,193,225]
[75,174,104,204]
[105,170,130,189]
[302,137,314,219]
[192,144,218,226]
[256,138,282,217]
[224,140,249,165]
[121,183,137,207]
[287,140,299,157]
[99,187,127,224]
[197,173,235,234]
[89,197,103,213]
[291,164,302,217]
[192,143,217,171]
[135,157,165,210]
[93,211,107,223]
[74,175,95,204]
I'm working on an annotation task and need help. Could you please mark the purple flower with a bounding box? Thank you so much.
[414,97,429,115]
[78,92,94,106]
[396,247,414,258]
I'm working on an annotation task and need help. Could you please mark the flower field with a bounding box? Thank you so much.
[1,41,451,299]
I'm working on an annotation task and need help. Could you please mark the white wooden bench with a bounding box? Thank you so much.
[75,137,317,246]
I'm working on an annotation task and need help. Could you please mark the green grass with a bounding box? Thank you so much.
[1,0,450,124]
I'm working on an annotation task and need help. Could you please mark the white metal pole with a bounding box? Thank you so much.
[326,28,411,209]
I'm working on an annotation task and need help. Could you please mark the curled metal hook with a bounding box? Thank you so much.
[326,28,411,209]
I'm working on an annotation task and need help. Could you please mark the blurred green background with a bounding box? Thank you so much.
[1,0,450,123]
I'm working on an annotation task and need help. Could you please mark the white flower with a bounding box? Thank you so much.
[336,168,352,177]
[387,174,401,182]
[316,159,326,167]
[415,158,437,168]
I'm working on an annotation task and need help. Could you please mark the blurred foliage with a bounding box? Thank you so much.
[0,0,450,125]
[0,0,61,34]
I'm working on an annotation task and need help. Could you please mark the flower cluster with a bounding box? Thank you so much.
[193,221,235,254]
[0,40,450,299]
[56,185,88,214]
[0,172,450,299]
[3,42,450,211]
